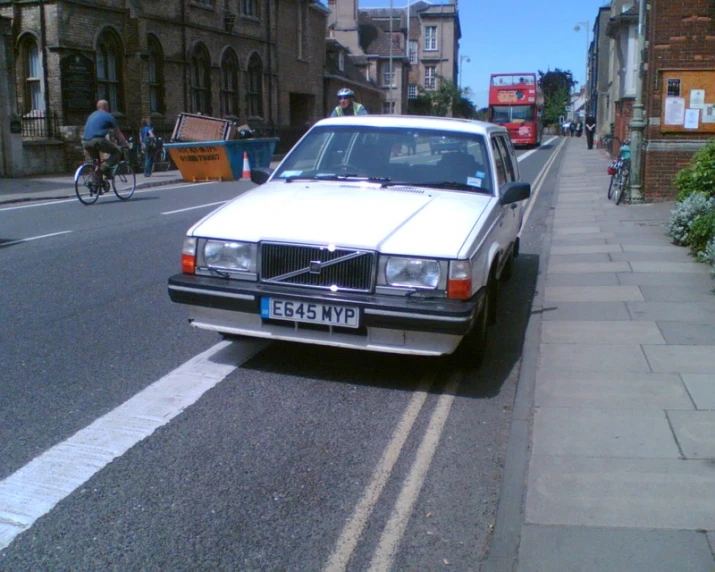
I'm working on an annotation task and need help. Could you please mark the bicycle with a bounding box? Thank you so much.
[149,137,173,174]
[74,146,136,205]
[606,138,631,205]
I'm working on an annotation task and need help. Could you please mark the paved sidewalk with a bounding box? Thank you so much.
[0,169,185,205]
[515,138,715,570]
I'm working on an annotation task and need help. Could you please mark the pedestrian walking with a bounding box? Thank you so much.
[585,115,596,149]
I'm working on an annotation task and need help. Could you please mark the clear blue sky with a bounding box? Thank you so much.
[355,0,608,109]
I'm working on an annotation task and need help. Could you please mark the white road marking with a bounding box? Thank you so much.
[521,136,566,230]
[323,375,435,572]
[0,231,73,247]
[516,136,558,163]
[0,182,215,212]
[161,201,228,215]
[0,338,268,551]
[368,375,460,572]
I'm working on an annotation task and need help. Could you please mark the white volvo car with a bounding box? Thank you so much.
[168,116,530,367]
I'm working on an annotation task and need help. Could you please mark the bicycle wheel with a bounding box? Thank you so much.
[151,148,169,174]
[607,173,617,199]
[616,166,630,205]
[113,161,136,200]
[74,164,100,205]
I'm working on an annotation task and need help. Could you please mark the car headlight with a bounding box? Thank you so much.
[202,240,256,273]
[384,257,441,289]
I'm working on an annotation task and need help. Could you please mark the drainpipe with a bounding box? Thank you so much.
[182,0,188,112]
[628,0,647,203]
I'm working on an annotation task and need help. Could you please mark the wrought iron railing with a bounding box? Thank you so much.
[20,110,61,140]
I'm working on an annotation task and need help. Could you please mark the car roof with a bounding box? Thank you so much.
[315,115,506,137]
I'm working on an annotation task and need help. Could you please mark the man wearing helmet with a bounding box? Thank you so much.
[330,88,367,117]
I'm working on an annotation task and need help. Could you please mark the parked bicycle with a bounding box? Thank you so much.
[73,146,136,205]
[606,138,631,205]
[147,137,173,174]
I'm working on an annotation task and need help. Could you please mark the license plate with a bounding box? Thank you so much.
[260,298,359,328]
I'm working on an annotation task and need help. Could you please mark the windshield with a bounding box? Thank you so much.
[274,125,492,193]
[490,105,535,124]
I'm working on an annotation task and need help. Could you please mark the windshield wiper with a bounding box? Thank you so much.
[314,174,392,182]
[410,180,476,191]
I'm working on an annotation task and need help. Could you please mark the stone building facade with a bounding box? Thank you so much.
[0,0,328,174]
[590,0,714,200]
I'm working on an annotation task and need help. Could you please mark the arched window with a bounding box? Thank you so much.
[220,49,239,118]
[96,29,124,112]
[19,35,44,114]
[190,43,212,115]
[147,35,165,114]
[246,53,263,118]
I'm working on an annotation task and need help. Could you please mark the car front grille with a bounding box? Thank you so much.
[260,243,376,293]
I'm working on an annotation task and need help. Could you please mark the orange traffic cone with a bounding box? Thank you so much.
[242,151,251,179]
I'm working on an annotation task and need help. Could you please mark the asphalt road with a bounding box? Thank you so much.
[0,139,562,570]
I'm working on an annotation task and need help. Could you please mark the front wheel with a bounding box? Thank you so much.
[113,162,136,200]
[74,164,100,205]
[616,168,630,205]
[607,173,618,199]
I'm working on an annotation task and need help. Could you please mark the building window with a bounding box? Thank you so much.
[241,0,259,17]
[424,26,437,51]
[147,35,164,114]
[408,84,418,99]
[192,0,214,5]
[96,29,124,112]
[424,65,436,90]
[338,51,345,72]
[220,49,239,118]
[409,40,418,64]
[382,63,395,88]
[383,101,396,114]
[20,36,43,114]
[297,0,307,60]
[246,53,263,117]
[190,43,212,115]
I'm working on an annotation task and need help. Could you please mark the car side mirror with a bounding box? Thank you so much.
[499,181,531,205]
[250,168,272,185]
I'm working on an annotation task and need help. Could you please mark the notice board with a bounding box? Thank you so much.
[660,69,715,133]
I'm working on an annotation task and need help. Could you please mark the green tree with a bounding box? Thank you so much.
[406,77,477,118]
[538,69,576,126]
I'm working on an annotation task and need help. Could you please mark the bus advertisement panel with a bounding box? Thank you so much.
[488,73,544,147]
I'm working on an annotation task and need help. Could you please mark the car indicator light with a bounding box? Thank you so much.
[448,260,471,300]
[447,278,471,300]
[181,237,197,274]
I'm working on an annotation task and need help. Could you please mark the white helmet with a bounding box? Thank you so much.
[337,88,355,98]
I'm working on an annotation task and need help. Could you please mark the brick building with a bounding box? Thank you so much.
[590,0,714,200]
[0,0,328,175]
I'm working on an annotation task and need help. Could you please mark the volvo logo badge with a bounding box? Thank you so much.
[309,260,322,274]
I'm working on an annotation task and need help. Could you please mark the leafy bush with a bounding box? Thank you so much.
[690,211,715,259]
[674,138,715,202]
[668,192,715,246]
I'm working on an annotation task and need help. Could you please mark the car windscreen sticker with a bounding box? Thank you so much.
[476,171,486,179]
[467,177,482,187]
[280,170,303,178]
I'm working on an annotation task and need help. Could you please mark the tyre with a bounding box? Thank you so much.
[151,148,170,173]
[74,164,100,205]
[112,161,136,200]
[616,167,629,205]
[501,249,514,282]
[454,287,489,370]
[607,173,617,199]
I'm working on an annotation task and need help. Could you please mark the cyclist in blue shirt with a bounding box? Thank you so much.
[81,100,128,176]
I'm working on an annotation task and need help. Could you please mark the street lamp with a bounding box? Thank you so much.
[574,21,589,96]
[459,55,470,91]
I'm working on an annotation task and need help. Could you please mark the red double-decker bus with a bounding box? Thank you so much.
[488,73,544,147]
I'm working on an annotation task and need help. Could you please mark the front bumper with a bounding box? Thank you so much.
[168,273,484,356]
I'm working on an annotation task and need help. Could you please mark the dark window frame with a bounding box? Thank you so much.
[96,29,124,112]
[190,43,212,116]
[220,49,240,118]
